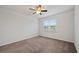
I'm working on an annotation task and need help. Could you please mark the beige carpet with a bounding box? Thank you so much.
[0,36,77,53]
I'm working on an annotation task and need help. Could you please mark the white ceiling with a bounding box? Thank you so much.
[0,5,74,18]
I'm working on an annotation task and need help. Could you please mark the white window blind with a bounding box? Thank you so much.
[43,19,56,32]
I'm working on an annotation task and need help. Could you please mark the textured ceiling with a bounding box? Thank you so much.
[0,5,74,18]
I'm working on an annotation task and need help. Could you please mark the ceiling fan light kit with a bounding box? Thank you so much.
[29,5,47,15]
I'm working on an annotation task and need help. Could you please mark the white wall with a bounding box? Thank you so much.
[0,8,39,46]
[0,7,75,47]
[39,9,74,42]
[74,6,79,52]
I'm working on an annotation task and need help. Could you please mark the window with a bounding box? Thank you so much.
[43,19,56,32]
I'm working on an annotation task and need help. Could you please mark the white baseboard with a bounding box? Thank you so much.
[0,33,39,46]
[40,35,74,43]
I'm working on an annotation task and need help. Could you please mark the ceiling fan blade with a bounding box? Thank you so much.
[29,8,35,11]
[33,12,36,14]
[40,13,42,15]
[41,10,47,12]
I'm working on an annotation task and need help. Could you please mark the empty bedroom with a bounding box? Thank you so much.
[0,5,79,53]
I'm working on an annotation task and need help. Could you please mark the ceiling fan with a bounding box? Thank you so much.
[29,5,47,15]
